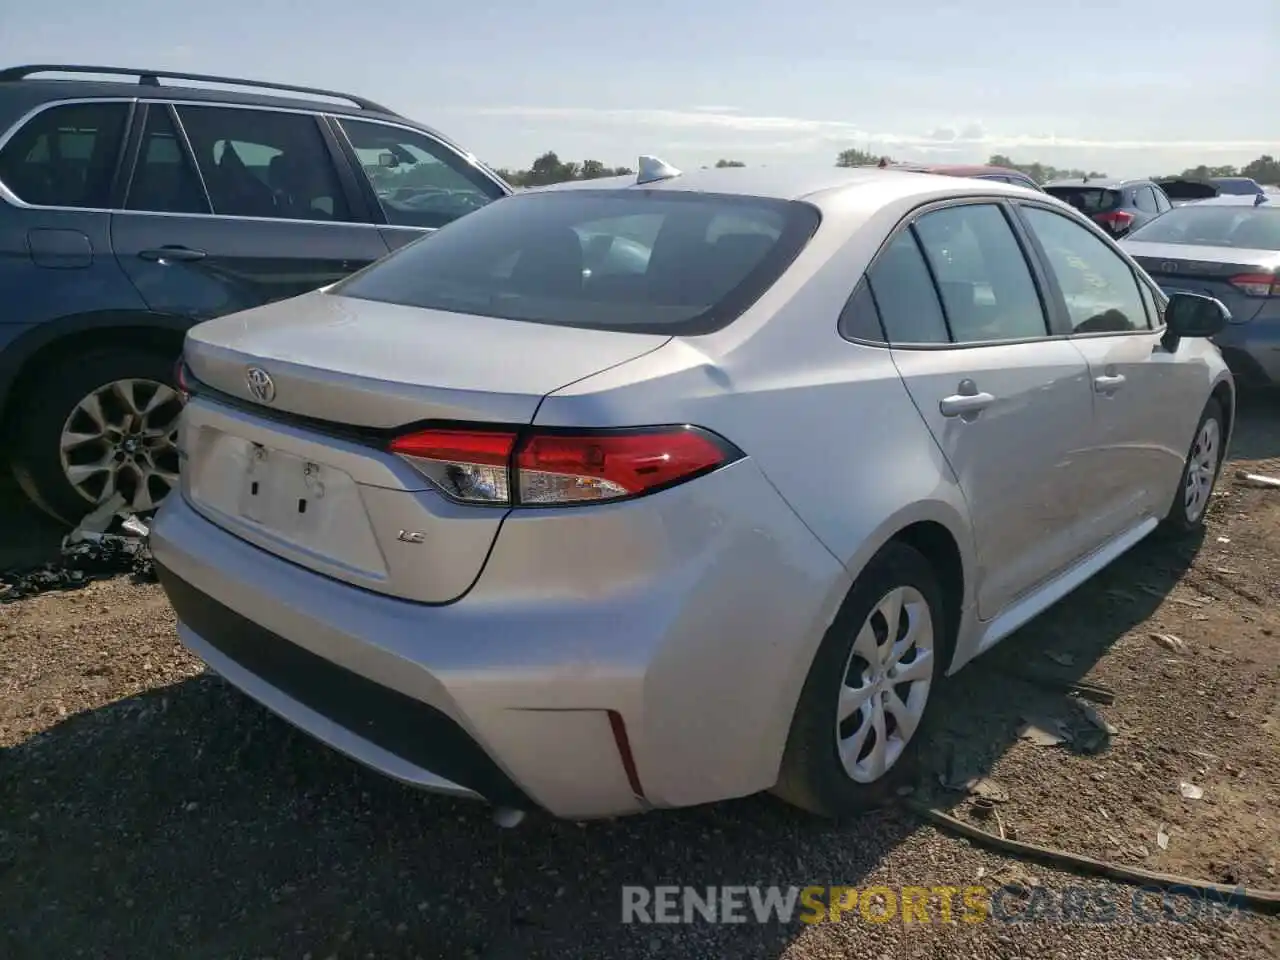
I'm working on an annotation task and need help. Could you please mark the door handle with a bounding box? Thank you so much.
[138,246,206,263]
[939,391,996,419]
[1094,374,1126,394]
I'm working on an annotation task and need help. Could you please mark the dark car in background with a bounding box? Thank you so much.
[1043,177,1172,238]
[1210,176,1266,198]
[1156,177,1220,207]
[0,64,512,524]
[1121,194,1279,386]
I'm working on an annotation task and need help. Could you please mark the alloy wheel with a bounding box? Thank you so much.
[836,585,935,784]
[58,378,184,513]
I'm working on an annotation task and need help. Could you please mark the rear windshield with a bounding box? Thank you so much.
[1210,177,1263,196]
[1126,205,1280,250]
[1157,180,1219,201]
[333,189,821,335]
[1045,186,1121,214]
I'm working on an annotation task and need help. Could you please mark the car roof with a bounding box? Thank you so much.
[0,75,467,150]
[524,164,1040,204]
[1043,177,1137,189]
[893,163,1031,179]
[1180,194,1274,207]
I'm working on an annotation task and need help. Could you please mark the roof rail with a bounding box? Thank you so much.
[0,64,398,115]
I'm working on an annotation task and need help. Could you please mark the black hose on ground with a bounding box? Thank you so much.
[906,800,1280,916]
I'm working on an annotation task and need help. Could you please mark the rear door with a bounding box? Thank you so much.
[873,199,1096,619]
[111,102,387,322]
[328,116,510,252]
[1016,203,1199,549]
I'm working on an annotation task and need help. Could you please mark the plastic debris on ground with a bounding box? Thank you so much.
[0,502,155,603]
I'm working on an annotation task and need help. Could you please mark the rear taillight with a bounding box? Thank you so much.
[174,358,192,400]
[388,425,740,507]
[1228,273,1280,298]
[1094,210,1134,233]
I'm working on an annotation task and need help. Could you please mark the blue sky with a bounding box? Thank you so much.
[5,0,1277,176]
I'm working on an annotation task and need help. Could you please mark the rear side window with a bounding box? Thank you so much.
[1045,186,1120,215]
[865,231,950,344]
[176,106,351,222]
[126,106,210,214]
[333,190,820,335]
[1133,186,1159,213]
[0,102,129,208]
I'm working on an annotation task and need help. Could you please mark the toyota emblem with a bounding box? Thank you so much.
[245,366,276,404]
[1160,261,1180,274]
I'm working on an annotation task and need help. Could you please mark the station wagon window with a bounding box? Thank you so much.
[338,118,505,229]
[0,102,128,208]
[175,106,351,222]
[1020,206,1150,333]
[912,203,1048,343]
[125,106,210,214]
[865,231,950,344]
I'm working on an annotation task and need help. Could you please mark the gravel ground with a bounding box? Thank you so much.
[3,394,1280,959]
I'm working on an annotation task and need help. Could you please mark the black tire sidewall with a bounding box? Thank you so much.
[775,541,947,818]
[9,346,179,526]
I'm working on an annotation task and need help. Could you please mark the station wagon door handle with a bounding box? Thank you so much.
[138,246,207,263]
[1094,374,1126,394]
[939,391,996,419]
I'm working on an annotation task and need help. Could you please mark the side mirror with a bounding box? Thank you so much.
[377,151,400,169]
[1162,292,1230,349]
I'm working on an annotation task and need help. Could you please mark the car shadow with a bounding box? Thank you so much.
[0,468,63,572]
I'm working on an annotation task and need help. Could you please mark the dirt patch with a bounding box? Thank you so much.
[2,407,1279,958]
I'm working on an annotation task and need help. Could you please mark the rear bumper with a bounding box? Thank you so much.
[149,460,846,819]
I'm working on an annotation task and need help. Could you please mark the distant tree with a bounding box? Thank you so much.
[495,153,635,187]
[1241,155,1280,184]
[714,159,746,168]
[836,148,882,168]
[987,155,1103,184]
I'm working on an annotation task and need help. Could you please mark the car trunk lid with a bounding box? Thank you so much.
[1125,241,1280,326]
[179,291,670,602]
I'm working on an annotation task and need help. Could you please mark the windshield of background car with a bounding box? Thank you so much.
[1125,205,1280,250]
[1044,186,1121,214]
[332,190,821,335]
[1157,180,1219,202]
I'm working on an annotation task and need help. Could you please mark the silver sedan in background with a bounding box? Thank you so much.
[150,161,1235,820]
[1122,194,1280,386]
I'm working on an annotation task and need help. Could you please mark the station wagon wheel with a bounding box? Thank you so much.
[775,541,946,817]
[1163,397,1226,534]
[58,378,183,512]
[9,345,184,526]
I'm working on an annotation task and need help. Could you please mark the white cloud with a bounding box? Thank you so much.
[451,105,1276,154]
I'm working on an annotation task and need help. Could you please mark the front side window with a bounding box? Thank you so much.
[339,118,505,229]
[175,106,350,222]
[333,189,819,335]
[1020,206,1149,333]
[0,102,129,208]
[912,203,1048,343]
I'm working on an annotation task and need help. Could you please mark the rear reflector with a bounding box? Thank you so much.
[1229,273,1280,298]
[388,425,740,507]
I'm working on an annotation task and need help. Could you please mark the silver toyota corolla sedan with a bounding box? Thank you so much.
[150,159,1236,821]
[1121,194,1280,386]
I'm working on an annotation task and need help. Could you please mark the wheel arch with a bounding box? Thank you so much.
[0,311,190,435]
[1209,373,1235,455]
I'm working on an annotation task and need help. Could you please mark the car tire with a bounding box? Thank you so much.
[773,541,947,818]
[9,346,184,526]
[1161,397,1226,535]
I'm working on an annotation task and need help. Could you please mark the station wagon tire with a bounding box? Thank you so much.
[774,542,945,818]
[9,346,184,526]
[1162,397,1226,535]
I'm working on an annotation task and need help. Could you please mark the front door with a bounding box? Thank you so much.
[111,102,386,322]
[1016,203,1203,550]
[869,201,1096,619]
